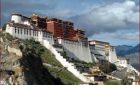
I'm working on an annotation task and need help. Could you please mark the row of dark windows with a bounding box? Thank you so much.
[14,28,52,38]
[43,32,52,38]
[15,28,39,36]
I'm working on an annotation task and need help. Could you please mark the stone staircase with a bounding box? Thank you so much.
[43,40,92,83]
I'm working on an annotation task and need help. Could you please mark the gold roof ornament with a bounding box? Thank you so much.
[32,13,38,16]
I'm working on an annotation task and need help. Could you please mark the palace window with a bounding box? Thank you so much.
[35,31,36,36]
[32,30,33,36]
[37,31,38,36]
[43,32,46,37]
[29,30,31,35]
[15,28,17,33]
[33,31,34,36]
[47,35,50,38]
[20,29,22,34]
[34,31,36,36]
[46,33,48,37]
[17,28,19,34]
[34,31,35,36]
[45,32,47,37]
[36,31,38,36]
[48,34,50,38]
[36,31,37,36]
[24,29,26,34]
[27,29,28,35]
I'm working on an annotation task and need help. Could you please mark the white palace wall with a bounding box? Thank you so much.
[43,39,91,82]
[11,15,22,24]
[5,23,54,45]
[58,39,93,62]
[108,47,119,65]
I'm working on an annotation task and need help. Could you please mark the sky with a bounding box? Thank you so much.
[1,0,139,46]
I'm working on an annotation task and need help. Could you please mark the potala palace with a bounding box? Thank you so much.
[4,13,139,84]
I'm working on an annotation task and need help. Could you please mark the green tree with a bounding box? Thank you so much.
[105,80,120,85]
[99,60,117,73]
[121,77,132,85]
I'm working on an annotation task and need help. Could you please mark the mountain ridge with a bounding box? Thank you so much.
[115,44,139,70]
[115,44,139,56]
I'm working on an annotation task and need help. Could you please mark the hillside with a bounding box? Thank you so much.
[0,31,81,85]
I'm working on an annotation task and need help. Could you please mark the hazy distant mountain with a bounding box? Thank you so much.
[115,44,139,70]
[125,53,139,69]
[115,44,139,56]
[127,44,139,54]
[115,45,133,56]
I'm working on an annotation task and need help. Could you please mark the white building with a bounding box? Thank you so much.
[5,13,94,63]
[57,38,94,62]
[89,40,118,64]
[11,13,31,25]
[118,57,129,67]
[89,40,131,67]
[6,22,54,45]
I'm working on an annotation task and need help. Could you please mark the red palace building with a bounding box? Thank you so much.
[31,13,47,29]
[47,18,76,40]
[47,18,65,38]
[30,13,86,41]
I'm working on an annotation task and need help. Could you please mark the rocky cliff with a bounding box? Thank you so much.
[0,32,80,85]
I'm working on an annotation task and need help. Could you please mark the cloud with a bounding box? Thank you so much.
[1,0,82,24]
[112,32,139,41]
[70,0,139,36]
[1,0,56,15]
[1,0,58,26]
[89,31,139,41]
[1,0,138,45]
[89,31,139,45]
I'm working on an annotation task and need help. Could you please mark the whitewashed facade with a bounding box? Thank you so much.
[57,38,94,62]
[6,23,54,45]
[108,46,119,64]
[117,58,128,67]
[11,13,30,25]
[89,40,118,63]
